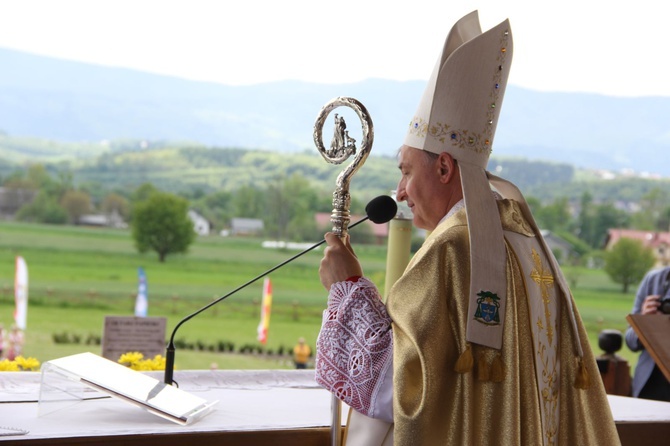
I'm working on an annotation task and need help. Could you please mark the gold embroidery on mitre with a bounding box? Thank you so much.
[407,117,428,138]
[406,119,492,155]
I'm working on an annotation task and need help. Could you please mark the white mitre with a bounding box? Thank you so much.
[404,10,512,350]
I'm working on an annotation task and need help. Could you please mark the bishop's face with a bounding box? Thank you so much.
[395,145,450,231]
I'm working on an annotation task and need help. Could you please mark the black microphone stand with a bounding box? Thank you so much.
[163,215,371,385]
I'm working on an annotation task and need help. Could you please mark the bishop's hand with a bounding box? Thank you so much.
[319,232,363,291]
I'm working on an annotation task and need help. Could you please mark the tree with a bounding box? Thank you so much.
[26,164,53,189]
[60,190,92,224]
[577,195,631,249]
[264,174,322,240]
[525,195,542,215]
[535,197,571,231]
[264,177,290,240]
[128,183,159,224]
[131,192,195,262]
[576,191,595,246]
[604,238,655,293]
[101,193,130,219]
[131,182,159,204]
[193,190,234,230]
[659,206,670,232]
[590,203,630,248]
[631,188,670,230]
[16,191,67,224]
[233,185,266,219]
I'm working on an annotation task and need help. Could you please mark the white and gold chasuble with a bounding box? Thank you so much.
[388,199,619,445]
[316,199,620,445]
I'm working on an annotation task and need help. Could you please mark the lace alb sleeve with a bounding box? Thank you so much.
[315,277,394,419]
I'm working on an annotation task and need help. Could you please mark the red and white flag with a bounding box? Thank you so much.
[257,277,272,344]
[14,256,28,330]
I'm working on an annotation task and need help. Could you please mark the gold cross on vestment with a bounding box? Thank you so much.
[530,248,555,345]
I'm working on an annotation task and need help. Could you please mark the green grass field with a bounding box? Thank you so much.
[0,220,640,372]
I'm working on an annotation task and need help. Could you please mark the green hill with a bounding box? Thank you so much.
[2,135,670,207]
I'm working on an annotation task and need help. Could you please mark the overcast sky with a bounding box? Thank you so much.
[1,0,669,97]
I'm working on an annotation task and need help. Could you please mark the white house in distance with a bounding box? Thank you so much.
[229,218,264,236]
[78,209,128,229]
[188,210,211,235]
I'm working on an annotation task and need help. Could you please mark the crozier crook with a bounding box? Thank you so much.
[313,96,374,238]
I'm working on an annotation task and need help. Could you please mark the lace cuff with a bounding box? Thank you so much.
[315,278,393,418]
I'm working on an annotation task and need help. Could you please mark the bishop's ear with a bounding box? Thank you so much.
[437,152,456,183]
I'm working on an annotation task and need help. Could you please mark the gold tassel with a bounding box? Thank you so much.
[454,344,473,374]
[490,354,505,382]
[574,357,590,389]
[477,355,489,381]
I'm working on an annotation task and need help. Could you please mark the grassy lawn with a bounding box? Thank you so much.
[0,220,641,373]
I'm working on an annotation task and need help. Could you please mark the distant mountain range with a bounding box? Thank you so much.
[1,47,669,177]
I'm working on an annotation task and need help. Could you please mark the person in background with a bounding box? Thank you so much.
[293,337,311,369]
[315,10,621,445]
[625,265,670,401]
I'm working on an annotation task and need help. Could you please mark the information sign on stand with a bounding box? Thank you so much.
[102,316,166,361]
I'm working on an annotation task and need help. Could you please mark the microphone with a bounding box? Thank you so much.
[163,195,397,384]
[362,194,398,224]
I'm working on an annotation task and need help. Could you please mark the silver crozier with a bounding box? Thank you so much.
[313,96,374,446]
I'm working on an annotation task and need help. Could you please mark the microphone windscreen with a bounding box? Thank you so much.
[365,195,398,224]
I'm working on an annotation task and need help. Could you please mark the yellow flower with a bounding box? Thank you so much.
[117,352,165,371]
[147,354,166,370]
[14,356,40,371]
[0,359,19,371]
[0,356,40,372]
[118,352,145,367]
